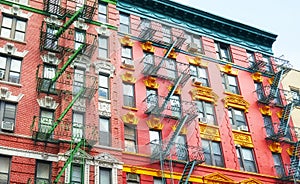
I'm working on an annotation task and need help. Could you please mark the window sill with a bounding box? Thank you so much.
[0,36,27,45]
[122,106,138,111]
[0,80,22,88]
[120,64,135,71]
[97,57,111,62]
[98,98,111,103]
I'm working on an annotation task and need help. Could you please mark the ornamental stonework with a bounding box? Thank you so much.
[232,130,253,148]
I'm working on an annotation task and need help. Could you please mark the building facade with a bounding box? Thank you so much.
[0,0,299,183]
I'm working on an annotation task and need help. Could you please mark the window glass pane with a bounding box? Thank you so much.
[2,17,12,27]
[10,59,21,72]
[37,162,50,179]
[4,104,16,119]
[120,14,129,24]
[228,75,237,85]
[14,31,25,41]
[73,113,84,123]
[98,4,107,14]
[212,142,221,154]
[99,118,109,132]
[16,20,26,31]
[1,28,11,38]
[0,56,6,69]
[0,157,10,172]
[189,65,197,76]
[122,47,132,58]
[72,165,82,182]
[99,75,108,88]
[149,130,160,144]
[198,67,207,78]
[242,148,254,160]
[123,84,133,96]
[100,169,111,184]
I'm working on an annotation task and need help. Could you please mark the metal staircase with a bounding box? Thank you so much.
[179,160,199,184]
[281,141,300,181]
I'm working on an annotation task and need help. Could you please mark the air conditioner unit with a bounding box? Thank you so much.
[1,121,14,131]
[192,77,202,85]
[187,43,199,53]
[199,117,207,123]
[237,125,248,131]
[0,71,4,79]
[127,173,139,182]
[122,58,134,67]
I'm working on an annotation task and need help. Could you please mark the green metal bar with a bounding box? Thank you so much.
[54,139,84,183]
[46,87,85,139]
[55,6,84,38]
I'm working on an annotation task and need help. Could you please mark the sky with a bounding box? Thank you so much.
[172,0,300,70]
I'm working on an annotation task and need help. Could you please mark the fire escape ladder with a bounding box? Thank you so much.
[45,87,85,140]
[277,103,294,137]
[263,69,284,103]
[178,160,198,184]
[54,138,85,183]
[288,141,300,180]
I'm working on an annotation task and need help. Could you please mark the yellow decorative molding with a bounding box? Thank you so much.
[199,123,221,141]
[121,112,139,125]
[220,64,238,75]
[259,105,272,116]
[168,85,181,95]
[203,172,235,184]
[190,86,218,105]
[166,48,178,59]
[172,125,187,135]
[144,77,159,89]
[146,117,164,130]
[286,146,294,156]
[268,77,274,85]
[187,56,208,67]
[120,35,134,47]
[268,142,282,153]
[121,72,137,83]
[276,110,283,119]
[251,72,263,83]
[224,93,250,112]
[232,130,253,148]
[239,178,264,184]
[141,41,155,53]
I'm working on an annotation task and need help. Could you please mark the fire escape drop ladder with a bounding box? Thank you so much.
[289,141,300,182]
[264,68,285,104]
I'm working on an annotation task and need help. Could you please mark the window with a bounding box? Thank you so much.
[143,52,154,73]
[45,25,58,51]
[291,88,300,102]
[127,173,140,184]
[74,29,86,51]
[162,25,172,43]
[247,51,255,68]
[236,147,257,172]
[120,13,130,34]
[215,42,231,62]
[170,95,181,118]
[39,109,54,135]
[202,140,224,167]
[175,135,188,161]
[263,116,275,137]
[272,153,285,177]
[47,0,61,14]
[190,65,209,87]
[153,177,163,184]
[254,82,265,101]
[228,108,248,131]
[99,167,111,184]
[123,83,135,107]
[0,101,17,132]
[185,33,202,53]
[98,36,108,58]
[146,88,158,109]
[99,117,110,146]
[222,74,240,94]
[0,14,27,41]
[71,164,83,184]
[196,100,216,125]
[0,55,22,83]
[121,46,133,66]
[72,112,84,142]
[75,0,84,11]
[124,124,137,153]
[98,2,107,23]
[73,68,85,95]
[273,91,282,105]
[149,129,161,153]
[40,63,56,92]
[165,58,177,80]
[262,55,273,73]
[98,74,110,100]
[0,156,11,184]
[35,161,51,184]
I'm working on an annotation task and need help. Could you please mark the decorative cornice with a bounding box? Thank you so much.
[144,77,159,89]
[220,64,238,75]
[239,178,264,184]
[190,86,218,104]
[120,35,134,47]
[146,117,163,130]
[223,93,250,112]
[141,41,155,53]
[252,72,263,83]
[232,130,253,148]
[37,96,59,110]
[187,56,208,67]
[0,42,28,57]
[121,72,137,83]
[121,112,139,125]
[259,105,272,116]
[0,86,24,102]
[203,172,235,183]
[268,142,282,153]
[166,48,177,59]
[94,61,115,77]
[199,123,220,141]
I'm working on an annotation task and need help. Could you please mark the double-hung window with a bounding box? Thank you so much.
[149,129,161,153]
[121,46,133,66]
[170,95,181,118]
[47,0,61,15]
[0,156,11,184]
[39,109,54,135]
[0,14,27,41]
[272,153,285,177]
[162,25,172,43]
[262,55,273,73]
[236,147,257,172]
[190,65,209,87]
[0,55,22,84]
[73,68,85,95]
[263,116,275,137]
[146,88,158,109]
[124,124,137,153]
[196,100,216,125]
[120,13,130,34]
[254,82,265,101]
[143,52,154,73]
[98,35,108,58]
[165,58,177,80]
[45,25,58,51]
[228,108,248,131]
[222,74,240,94]
[99,117,110,146]
[202,140,224,167]
[98,74,110,100]
[0,101,17,132]
[71,164,83,184]
[175,135,188,161]
[247,51,255,68]
[74,29,86,51]
[215,42,231,62]
[98,2,107,23]
[99,167,111,184]
[72,112,84,142]
[185,33,202,53]
[35,161,51,184]
[123,83,135,107]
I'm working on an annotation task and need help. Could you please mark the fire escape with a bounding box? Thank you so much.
[139,19,205,183]
[250,57,300,181]
[31,0,98,183]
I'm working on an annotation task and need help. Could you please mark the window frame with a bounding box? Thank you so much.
[98,73,110,100]
[254,82,265,101]
[0,101,17,132]
[74,29,86,51]
[0,13,27,41]
[228,108,248,131]
[262,55,273,73]
[0,54,22,84]
[149,129,161,153]
[185,32,203,53]
[71,163,84,184]
[124,124,137,153]
[246,51,256,68]
[196,100,217,125]
[98,2,108,23]
[119,13,130,34]
[222,73,240,94]
[170,95,181,118]
[215,42,231,62]
[0,155,11,184]
[272,153,285,177]
[98,35,108,58]
[35,160,52,184]
[263,115,275,137]
[202,139,224,167]
[73,67,86,95]
[236,146,257,173]
[123,83,136,108]
[99,116,111,146]
[39,108,54,135]
[72,111,85,142]
[190,65,210,87]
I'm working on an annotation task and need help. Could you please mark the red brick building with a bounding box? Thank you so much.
[0,0,299,183]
